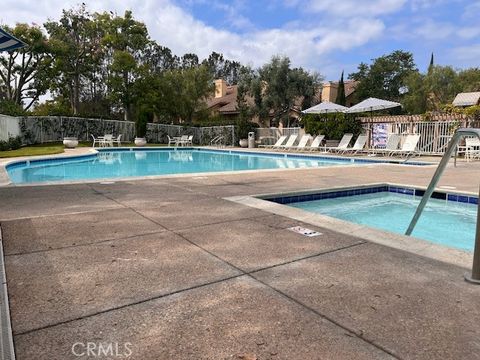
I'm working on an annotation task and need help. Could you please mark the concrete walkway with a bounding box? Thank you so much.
[1,160,479,359]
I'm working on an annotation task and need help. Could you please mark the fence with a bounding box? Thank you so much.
[255,127,302,145]
[0,115,21,141]
[7,116,236,146]
[358,114,480,154]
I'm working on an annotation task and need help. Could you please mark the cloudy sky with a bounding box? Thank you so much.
[1,0,479,80]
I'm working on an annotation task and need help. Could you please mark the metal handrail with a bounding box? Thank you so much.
[404,128,480,283]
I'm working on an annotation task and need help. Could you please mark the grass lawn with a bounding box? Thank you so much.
[0,142,166,158]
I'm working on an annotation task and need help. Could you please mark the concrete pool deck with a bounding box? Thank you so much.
[0,153,480,359]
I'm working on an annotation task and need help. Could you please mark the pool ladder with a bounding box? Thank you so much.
[405,128,480,284]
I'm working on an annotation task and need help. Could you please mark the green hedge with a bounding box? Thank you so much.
[303,113,362,140]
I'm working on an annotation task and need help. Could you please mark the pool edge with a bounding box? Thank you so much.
[224,182,474,269]
[0,147,434,187]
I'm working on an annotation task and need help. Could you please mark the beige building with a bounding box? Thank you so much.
[321,80,359,107]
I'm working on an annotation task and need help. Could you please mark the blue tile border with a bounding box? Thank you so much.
[266,185,478,206]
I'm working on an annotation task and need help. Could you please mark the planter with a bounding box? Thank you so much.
[135,137,147,147]
[63,137,78,149]
[239,139,248,148]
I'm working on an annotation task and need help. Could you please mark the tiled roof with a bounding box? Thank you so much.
[453,92,480,107]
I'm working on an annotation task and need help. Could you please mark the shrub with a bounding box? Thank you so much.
[135,107,150,138]
[303,113,362,140]
[0,136,22,151]
[236,118,258,140]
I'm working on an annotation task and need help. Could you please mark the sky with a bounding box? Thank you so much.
[1,0,479,80]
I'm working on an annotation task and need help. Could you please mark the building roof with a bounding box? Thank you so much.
[206,85,240,114]
[452,92,480,107]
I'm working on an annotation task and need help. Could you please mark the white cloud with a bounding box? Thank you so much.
[1,0,386,75]
[301,0,406,16]
[451,44,480,61]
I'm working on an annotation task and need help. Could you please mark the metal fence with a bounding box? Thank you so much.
[362,120,477,154]
[14,116,235,146]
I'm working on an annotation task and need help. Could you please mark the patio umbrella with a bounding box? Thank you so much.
[345,97,402,148]
[0,27,27,52]
[345,97,401,114]
[302,101,348,114]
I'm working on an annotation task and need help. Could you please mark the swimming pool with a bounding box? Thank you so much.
[6,148,399,184]
[269,185,478,252]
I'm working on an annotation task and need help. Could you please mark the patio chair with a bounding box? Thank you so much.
[369,134,401,156]
[114,134,122,147]
[91,134,100,148]
[388,134,421,157]
[178,135,189,146]
[285,134,311,151]
[259,135,287,148]
[465,137,480,162]
[307,135,325,151]
[323,133,353,153]
[103,134,114,147]
[340,134,368,155]
[277,134,298,149]
[167,135,179,147]
[186,135,193,146]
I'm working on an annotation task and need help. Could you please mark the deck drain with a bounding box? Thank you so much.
[288,226,322,237]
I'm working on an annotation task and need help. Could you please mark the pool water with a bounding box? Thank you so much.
[7,148,363,184]
[289,191,477,252]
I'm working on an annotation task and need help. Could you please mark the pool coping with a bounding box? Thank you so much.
[224,182,475,269]
[0,147,434,187]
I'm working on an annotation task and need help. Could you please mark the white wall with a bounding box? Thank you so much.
[0,115,20,141]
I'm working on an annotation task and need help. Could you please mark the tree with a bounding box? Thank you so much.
[203,51,244,84]
[457,68,480,92]
[0,24,52,110]
[335,71,346,106]
[140,65,214,124]
[349,50,417,102]
[403,71,427,114]
[428,52,434,73]
[425,65,461,110]
[45,5,101,115]
[239,56,321,126]
[100,10,150,121]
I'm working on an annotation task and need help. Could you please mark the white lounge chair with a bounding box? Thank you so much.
[323,133,353,153]
[285,134,311,151]
[278,134,298,149]
[308,135,325,151]
[259,135,287,148]
[389,134,421,157]
[369,134,401,156]
[340,134,368,155]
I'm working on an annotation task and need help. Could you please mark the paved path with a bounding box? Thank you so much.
[1,161,480,359]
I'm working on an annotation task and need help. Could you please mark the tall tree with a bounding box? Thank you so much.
[0,24,52,110]
[203,51,244,84]
[45,5,100,115]
[428,52,434,72]
[335,71,346,105]
[349,50,417,102]
[99,10,150,120]
[239,56,321,126]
